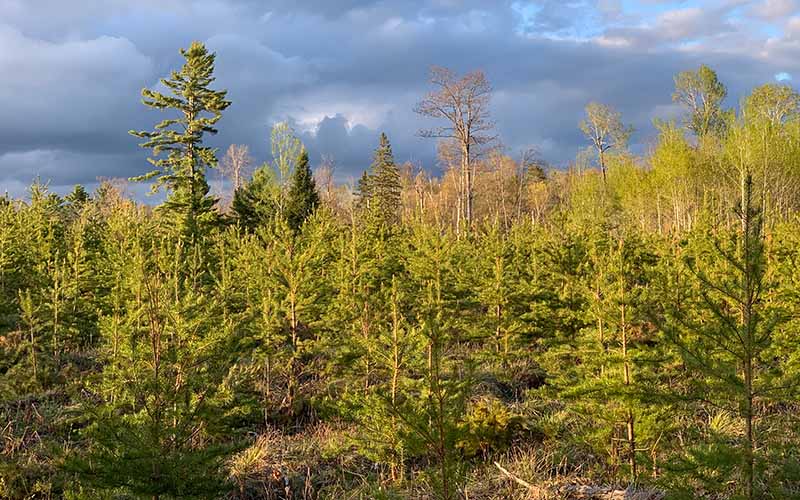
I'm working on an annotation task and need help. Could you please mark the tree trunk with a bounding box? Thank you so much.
[463,142,473,229]
[744,355,754,500]
[289,289,298,410]
[620,263,637,483]
[599,148,607,185]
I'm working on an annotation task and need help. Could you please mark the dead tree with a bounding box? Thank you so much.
[415,66,496,231]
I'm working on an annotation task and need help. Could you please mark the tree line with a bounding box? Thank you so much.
[2,42,800,499]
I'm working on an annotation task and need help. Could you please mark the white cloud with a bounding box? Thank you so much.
[751,0,798,21]
[655,7,720,40]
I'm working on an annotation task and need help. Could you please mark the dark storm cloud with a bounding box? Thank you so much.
[0,0,798,195]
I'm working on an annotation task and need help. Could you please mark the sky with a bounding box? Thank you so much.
[1,0,799,197]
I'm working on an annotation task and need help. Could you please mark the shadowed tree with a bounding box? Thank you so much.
[231,164,279,231]
[286,149,320,233]
[367,133,402,227]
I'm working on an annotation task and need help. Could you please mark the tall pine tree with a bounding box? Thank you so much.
[130,41,230,239]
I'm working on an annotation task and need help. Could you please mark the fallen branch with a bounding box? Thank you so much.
[493,462,665,500]
[494,461,545,499]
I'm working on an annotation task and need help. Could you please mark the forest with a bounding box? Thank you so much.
[2,41,800,500]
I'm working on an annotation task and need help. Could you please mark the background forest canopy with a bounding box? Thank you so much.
[4,40,800,500]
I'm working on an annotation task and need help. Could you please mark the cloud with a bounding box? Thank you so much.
[2,0,800,194]
[655,7,724,40]
[750,0,799,21]
[0,26,153,158]
[0,149,143,187]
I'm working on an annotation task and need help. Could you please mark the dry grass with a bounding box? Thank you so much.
[463,445,664,500]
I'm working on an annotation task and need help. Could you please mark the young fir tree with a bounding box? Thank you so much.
[325,220,382,394]
[64,184,90,209]
[250,212,333,419]
[321,209,409,470]
[660,176,785,499]
[285,148,320,233]
[77,235,240,499]
[61,203,102,347]
[537,218,661,484]
[398,222,472,500]
[347,275,424,484]
[766,216,800,495]
[473,222,525,366]
[0,200,18,321]
[130,41,230,240]
[595,233,658,483]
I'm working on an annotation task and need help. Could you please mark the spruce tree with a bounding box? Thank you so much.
[130,41,230,239]
[401,222,471,500]
[474,222,523,366]
[77,236,240,499]
[64,184,89,207]
[369,133,402,226]
[356,170,373,211]
[285,149,319,233]
[660,177,785,499]
[247,213,334,418]
[231,164,279,231]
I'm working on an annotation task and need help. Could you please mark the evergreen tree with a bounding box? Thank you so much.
[130,41,230,239]
[660,177,786,499]
[356,170,373,211]
[231,164,279,230]
[370,133,402,226]
[400,222,472,500]
[247,213,334,419]
[473,223,523,366]
[76,236,240,499]
[285,149,319,233]
[64,184,89,207]
[9,47,800,500]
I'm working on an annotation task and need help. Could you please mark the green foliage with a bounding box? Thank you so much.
[369,133,403,226]
[673,64,728,137]
[286,149,320,232]
[130,41,230,239]
[74,236,242,498]
[8,48,800,500]
[456,398,528,458]
[231,163,279,230]
[658,177,791,498]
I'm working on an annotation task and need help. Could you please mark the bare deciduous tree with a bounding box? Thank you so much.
[415,66,496,230]
[579,102,632,185]
[314,154,337,210]
[219,144,253,192]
